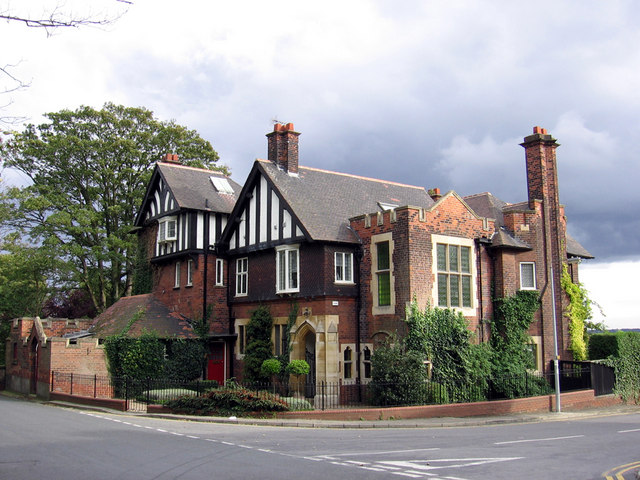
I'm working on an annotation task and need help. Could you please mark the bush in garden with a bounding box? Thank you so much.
[165,387,289,416]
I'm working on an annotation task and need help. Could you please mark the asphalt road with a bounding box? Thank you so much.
[1,395,639,480]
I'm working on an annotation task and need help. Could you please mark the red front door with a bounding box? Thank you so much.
[207,342,225,385]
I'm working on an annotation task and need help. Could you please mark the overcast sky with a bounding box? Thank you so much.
[1,0,638,328]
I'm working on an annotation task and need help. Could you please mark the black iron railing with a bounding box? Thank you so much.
[50,364,611,411]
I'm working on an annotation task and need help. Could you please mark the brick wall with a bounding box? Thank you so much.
[351,197,494,343]
[278,390,622,421]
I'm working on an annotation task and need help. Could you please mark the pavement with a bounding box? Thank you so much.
[3,390,640,429]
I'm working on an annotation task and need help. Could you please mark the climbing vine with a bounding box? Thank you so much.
[561,265,591,361]
[491,290,548,398]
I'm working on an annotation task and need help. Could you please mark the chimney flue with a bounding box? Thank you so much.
[267,123,300,174]
[162,153,181,165]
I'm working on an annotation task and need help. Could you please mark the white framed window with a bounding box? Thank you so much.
[335,252,354,283]
[520,262,536,290]
[174,261,181,288]
[186,259,194,286]
[215,258,224,286]
[276,245,299,293]
[158,216,177,243]
[236,258,248,296]
[432,234,476,313]
[371,233,395,315]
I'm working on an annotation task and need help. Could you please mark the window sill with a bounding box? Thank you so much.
[334,281,355,285]
[372,304,394,316]
[235,293,247,297]
[276,290,300,295]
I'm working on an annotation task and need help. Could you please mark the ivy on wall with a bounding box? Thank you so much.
[561,265,590,361]
[490,290,548,398]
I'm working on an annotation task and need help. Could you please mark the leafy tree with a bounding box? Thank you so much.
[0,241,62,321]
[41,289,97,319]
[243,306,273,382]
[0,103,226,312]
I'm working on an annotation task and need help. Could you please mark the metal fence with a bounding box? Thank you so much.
[50,363,608,411]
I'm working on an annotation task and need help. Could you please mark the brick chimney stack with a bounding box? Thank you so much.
[267,123,300,174]
[162,153,181,165]
[521,126,568,364]
[521,126,560,210]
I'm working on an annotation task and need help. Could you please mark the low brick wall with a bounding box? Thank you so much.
[277,390,622,421]
[49,392,127,412]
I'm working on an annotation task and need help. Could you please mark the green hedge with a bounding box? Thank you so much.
[588,333,619,360]
[612,332,640,403]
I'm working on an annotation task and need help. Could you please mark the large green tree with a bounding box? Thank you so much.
[0,102,226,312]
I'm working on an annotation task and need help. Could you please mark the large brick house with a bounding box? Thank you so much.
[5,124,593,394]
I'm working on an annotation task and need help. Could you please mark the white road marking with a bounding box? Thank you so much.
[380,457,523,471]
[315,448,440,458]
[618,428,640,433]
[494,434,584,445]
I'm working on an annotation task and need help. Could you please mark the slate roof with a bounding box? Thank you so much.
[157,162,241,214]
[258,160,435,243]
[566,235,595,259]
[90,294,198,339]
[464,192,593,258]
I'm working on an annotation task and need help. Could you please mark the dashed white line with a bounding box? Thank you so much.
[618,428,640,433]
[494,434,584,445]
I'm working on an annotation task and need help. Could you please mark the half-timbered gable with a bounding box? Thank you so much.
[223,163,310,253]
[135,160,241,258]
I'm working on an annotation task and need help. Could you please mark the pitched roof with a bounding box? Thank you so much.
[463,192,509,226]
[464,192,593,258]
[257,160,435,243]
[566,234,594,259]
[90,294,198,339]
[156,162,241,214]
[491,228,532,250]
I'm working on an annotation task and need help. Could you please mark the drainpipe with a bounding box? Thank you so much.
[347,225,364,388]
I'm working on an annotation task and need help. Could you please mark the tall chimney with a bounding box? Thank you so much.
[521,126,560,210]
[266,123,300,174]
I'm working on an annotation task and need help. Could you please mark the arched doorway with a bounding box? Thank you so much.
[304,331,316,398]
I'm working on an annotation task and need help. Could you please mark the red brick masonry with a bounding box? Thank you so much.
[277,390,622,421]
[49,392,127,412]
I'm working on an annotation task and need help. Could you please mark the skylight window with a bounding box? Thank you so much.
[378,202,398,211]
[210,176,234,194]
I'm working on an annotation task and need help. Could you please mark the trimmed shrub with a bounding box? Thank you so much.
[165,387,289,416]
[588,333,619,360]
[261,358,282,378]
[281,396,313,411]
[612,332,640,403]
